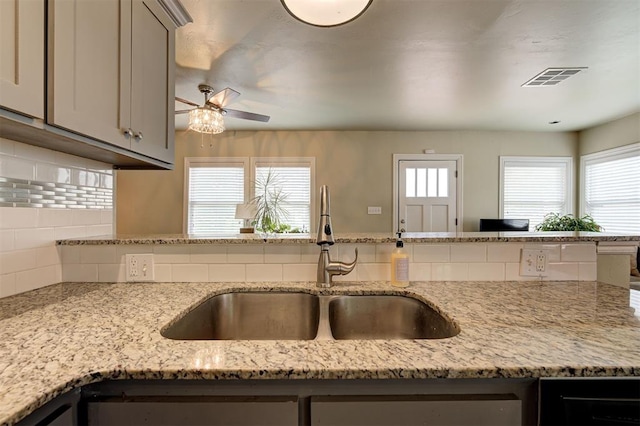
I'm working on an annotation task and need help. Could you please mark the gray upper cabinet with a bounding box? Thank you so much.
[48,0,175,165]
[0,0,45,119]
[0,0,188,169]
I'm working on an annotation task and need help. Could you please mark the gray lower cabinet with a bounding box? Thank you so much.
[310,395,522,426]
[87,397,298,426]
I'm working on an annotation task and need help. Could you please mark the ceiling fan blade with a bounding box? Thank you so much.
[175,97,199,107]
[175,109,192,115]
[224,108,271,123]
[208,87,240,108]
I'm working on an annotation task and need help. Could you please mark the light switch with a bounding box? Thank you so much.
[367,206,382,215]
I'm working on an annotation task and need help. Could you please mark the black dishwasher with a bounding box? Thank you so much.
[539,378,640,425]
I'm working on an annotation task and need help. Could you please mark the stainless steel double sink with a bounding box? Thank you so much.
[161,292,459,341]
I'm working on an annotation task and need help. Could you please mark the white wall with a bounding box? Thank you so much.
[0,138,114,297]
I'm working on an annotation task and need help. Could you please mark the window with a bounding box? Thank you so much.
[185,157,315,235]
[500,157,573,231]
[581,143,640,233]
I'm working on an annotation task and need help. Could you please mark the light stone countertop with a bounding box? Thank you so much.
[1,280,639,425]
[55,231,640,245]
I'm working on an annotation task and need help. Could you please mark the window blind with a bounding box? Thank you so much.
[501,158,572,230]
[255,166,311,232]
[583,147,640,233]
[188,166,244,235]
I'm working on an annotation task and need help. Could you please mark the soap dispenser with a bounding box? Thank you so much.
[391,232,409,287]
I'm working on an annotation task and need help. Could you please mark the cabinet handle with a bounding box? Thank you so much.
[134,131,144,141]
[123,128,133,138]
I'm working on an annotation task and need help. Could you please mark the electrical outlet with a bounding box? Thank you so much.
[520,249,549,277]
[126,254,155,282]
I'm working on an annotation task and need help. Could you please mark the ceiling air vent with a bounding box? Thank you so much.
[522,67,587,87]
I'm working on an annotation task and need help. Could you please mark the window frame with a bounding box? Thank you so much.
[183,156,315,235]
[499,156,574,230]
[579,142,640,232]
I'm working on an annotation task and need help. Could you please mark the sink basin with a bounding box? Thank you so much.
[161,292,320,340]
[328,295,459,340]
[162,291,459,341]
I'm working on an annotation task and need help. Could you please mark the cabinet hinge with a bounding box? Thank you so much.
[455,218,458,226]
[455,170,458,178]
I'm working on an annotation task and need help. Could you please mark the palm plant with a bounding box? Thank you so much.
[251,168,291,233]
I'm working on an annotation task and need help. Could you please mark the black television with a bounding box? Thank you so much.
[479,219,530,232]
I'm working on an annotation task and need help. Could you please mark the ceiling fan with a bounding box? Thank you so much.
[175,84,270,134]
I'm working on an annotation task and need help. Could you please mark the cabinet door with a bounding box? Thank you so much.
[48,0,130,149]
[129,0,175,164]
[0,0,45,118]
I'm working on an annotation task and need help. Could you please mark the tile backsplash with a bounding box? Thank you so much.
[0,138,113,297]
[59,241,598,284]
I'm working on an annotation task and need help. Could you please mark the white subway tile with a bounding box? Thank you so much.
[38,208,74,227]
[172,264,209,282]
[190,245,227,263]
[561,243,597,262]
[487,243,523,262]
[333,265,358,282]
[100,173,114,189]
[209,264,246,282]
[0,207,38,229]
[547,262,580,281]
[98,264,125,282]
[375,243,395,263]
[15,265,60,292]
[14,228,55,250]
[578,262,597,281]
[154,264,172,282]
[71,209,102,226]
[227,245,264,263]
[0,230,14,252]
[409,263,432,281]
[523,243,561,262]
[413,244,450,262]
[85,158,112,172]
[36,246,61,267]
[80,246,117,264]
[85,224,113,237]
[54,226,87,240]
[0,155,35,180]
[339,243,375,263]
[300,244,320,263]
[35,162,62,183]
[0,273,17,298]
[54,167,71,184]
[357,263,389,281]
[283,263,316,281]
[469,263,506,281]
[116,245,153,258]
[450,244,486,263]
[14,143,55,162]
[62,264,98,282]
[154,245,190,263]
[54,151,87,169]
[505,263,529,281]
[264,245,301,263]
[100,209,114,224]
[0,249,37,274]
[432,263,469,281]
[60,246,81,264]
[246,264,282,282]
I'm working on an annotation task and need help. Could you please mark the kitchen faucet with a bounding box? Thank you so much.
[316,185,357,287]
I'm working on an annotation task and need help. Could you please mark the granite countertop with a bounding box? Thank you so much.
[56,231,640,245]
[1,280,640,425]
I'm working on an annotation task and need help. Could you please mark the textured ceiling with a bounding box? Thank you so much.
[174,0,640,132]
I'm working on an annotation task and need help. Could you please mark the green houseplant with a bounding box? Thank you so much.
[535,213,603,232]
[251,168,300,234]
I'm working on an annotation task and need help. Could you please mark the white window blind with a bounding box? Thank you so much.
[581,144,640,233]
[255,166,311,232]
[500,157,572,230]
[187,164,244,235]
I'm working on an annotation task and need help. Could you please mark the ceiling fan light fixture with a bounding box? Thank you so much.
[188,108,225,134]
[281,0,373,27]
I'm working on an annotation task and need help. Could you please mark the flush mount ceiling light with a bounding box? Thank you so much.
[188,108,225,134]
[281,0,373,27]
[522,67,588,87]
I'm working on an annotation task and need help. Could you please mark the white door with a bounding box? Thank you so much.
[398,160,457,232]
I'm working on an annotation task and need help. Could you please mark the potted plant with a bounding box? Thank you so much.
[535,213,603,232]
[251,168,300,234]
